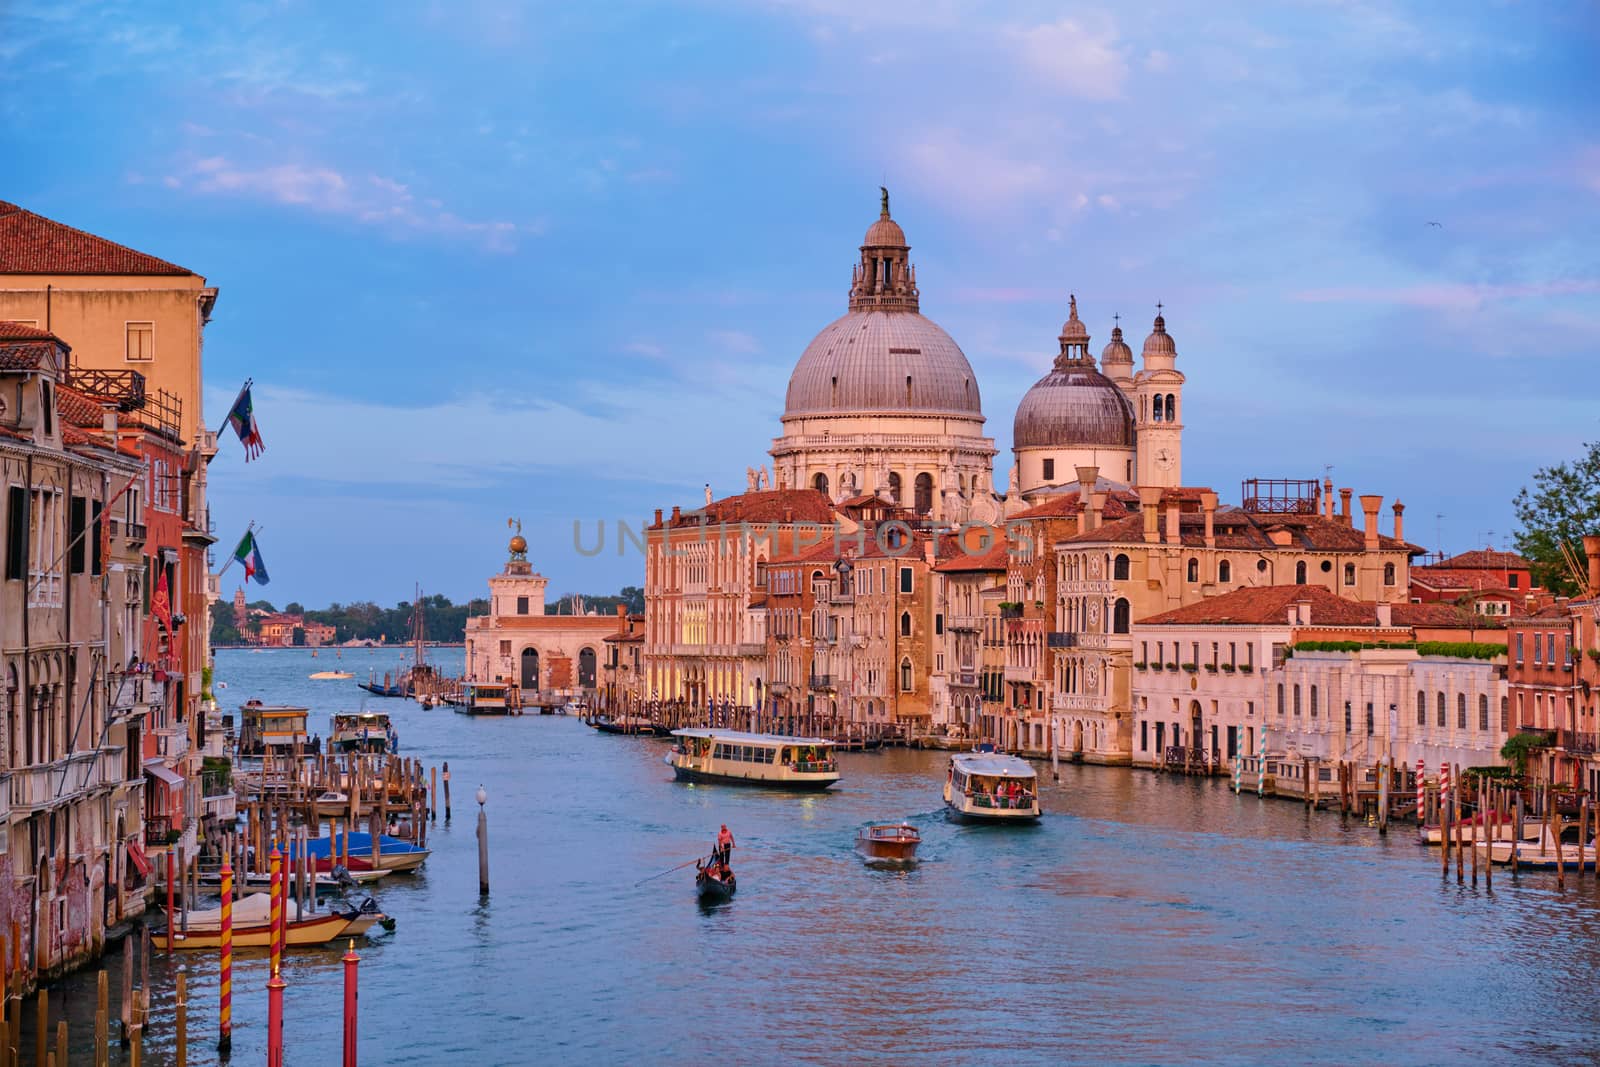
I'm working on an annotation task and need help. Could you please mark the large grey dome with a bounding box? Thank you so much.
[783,310,983,418]
[1013,363,1135,448]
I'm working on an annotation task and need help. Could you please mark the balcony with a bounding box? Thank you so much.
[111,674,166,713]
[949,615,982,632]
[829,588,854,605]
[1052,693,1105,712]
[808,674,834,691]
[1000,603,1024,619]
[112,519,148,547]
[734,643,766,657]
[1047,632,1077,649]
[1554,728,1600,755]
[8,754,110,813]
[955,670,978,687]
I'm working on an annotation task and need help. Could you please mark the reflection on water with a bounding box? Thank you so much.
[27,648,1600,1064]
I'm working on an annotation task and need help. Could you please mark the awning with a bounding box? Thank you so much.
[143,761,184,789]
[126,840,152,878]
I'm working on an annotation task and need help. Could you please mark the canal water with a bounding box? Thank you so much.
[30,647,1600,1065]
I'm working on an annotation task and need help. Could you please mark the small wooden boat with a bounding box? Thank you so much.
[314,790,352,818]
[293,832,430,873]
[591,714,667,736]
[1418,811,1536,845]
[857,823,921,863]
[1476,825,1598,869]
[152,911,353,951]
[329,712,396,755]
[695,865,736,902]
[309,671,354,680]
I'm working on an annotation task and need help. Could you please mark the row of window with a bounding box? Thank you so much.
[1414,691,1506,732]
[1514,631,1572,669]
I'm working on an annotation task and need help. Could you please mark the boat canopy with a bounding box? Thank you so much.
[671,728,835,747]
[952,754,1037,778]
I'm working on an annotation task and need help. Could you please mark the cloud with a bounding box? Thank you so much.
[166,156,521,250]
[709,329,762,355]
[1009,17,1127,100]
[1291,280,1600,311]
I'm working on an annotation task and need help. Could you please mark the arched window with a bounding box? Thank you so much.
[888,471,902,504]
[1164,394,1176,421]
[1457,693,1467,730]
[1277,684,1285,717]
[1293,685,1302,717]
[1383,562,1396,586]
[1478,694,1489,732]
[1436,692,1446,727]
[914,473,934,515]
[1501,696,1509,732]
[1114,554,1130,580]
[1343,562,1356,586]
[812,472,829,497]
[1416,691,1426,726]
[899,658,913,692]
[1186,558,1199,582]
[900,612,911,637]
[1295,561,1307,585]
[1152,396,1163,422]
[1310,685,1319,719]
[1218,560,1231,583]
[1112,598,1130,634]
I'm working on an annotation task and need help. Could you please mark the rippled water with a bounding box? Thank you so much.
[29,648,1600,1065]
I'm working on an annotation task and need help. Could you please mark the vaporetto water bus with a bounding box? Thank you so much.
[944,753,1041,822]
[666,729,840,790]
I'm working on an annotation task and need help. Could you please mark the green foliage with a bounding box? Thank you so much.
[1512,440,1600,595]
[284,601,304,615]
[1220,663,1236,673]
[1500,730,1551,775]
[1292,640,1417,654]
[201,664,214,702]
[1132,662,1147,670]
[1416,641,1506,661]
[209,600,243,646]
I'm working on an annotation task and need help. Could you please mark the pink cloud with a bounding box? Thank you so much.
[1292,280,1600,311]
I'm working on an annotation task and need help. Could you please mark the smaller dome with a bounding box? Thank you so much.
[864,216,906,247]
[1059,294,1088,343]
[1101,324,1133,366]
[1143,311,1176,357]
[1013,364,1136,449]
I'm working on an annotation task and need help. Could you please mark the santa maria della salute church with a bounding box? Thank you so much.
[767,189,1186,517]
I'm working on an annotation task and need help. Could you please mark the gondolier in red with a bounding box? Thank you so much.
[715,824,735,865]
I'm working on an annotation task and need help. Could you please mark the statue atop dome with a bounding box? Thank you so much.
[880,185,889,216]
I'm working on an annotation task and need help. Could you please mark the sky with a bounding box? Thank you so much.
[3,1,1597,607]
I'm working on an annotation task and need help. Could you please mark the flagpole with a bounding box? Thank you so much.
[213,378,254,442]
[215,520,257,580]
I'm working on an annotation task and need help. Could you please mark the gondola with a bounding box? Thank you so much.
[695,865,736,902]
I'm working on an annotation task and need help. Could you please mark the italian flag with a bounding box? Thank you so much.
[233,530,270,586]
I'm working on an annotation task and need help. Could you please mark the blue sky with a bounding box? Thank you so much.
[4,1,1597,606]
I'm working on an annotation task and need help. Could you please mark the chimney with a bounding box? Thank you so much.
[1201,491,1218,549]
[1089,491,1107,532]
[924,537,937,565]
[671,505,681,524]
[1138,487,1162,544]
[1392,500,1405,543]
[1076,465,1099,507]
[1376,602,1392,627]
[1585,534,1600,596]
[616,604,626,618]
[1297,601,1311,626]
[654,508,663,526]
[1360,494,1382,552]
[1339,488,1353,526]
[1324,476,1335,520]
[102,412,117,434]
[1164,498,1180,547]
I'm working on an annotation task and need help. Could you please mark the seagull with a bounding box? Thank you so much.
[1426,221,1443,228]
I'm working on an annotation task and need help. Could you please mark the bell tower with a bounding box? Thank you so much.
[1133,306,1185,488]
[848,187,919,313]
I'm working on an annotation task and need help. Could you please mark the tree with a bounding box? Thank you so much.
[1512,441,1600,595]
[210,600,243,646]
[285,601,304,615]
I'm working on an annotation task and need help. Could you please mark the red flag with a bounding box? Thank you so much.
[152,569,174,639]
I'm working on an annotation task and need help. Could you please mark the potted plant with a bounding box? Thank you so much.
[1132,661,1147,671]
[1221,663,1236,673]
[1203,663,1218,673]
[1181,662,1198,673]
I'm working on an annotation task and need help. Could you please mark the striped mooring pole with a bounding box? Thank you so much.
[269,843,283,978]
[218,855,233,1053]
[1415,759,1425,824]
[1256,728,1267,796]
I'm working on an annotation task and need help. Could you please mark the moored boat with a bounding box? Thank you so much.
[591,714,668,736]
[857,823,921,862]
[291,831,431,873]
[666,729,840,790]
[1418,810,1536,845]
[309,670,354,680]
[944,753,1041,822]
[456,682,522,716]
[153,909,354,951]
[1475,824,1597,869]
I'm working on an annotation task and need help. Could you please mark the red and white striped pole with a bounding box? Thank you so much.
[269,842,283,977]
[342,939,360,1067]
[166,846,177,948]
[267,965,286,1067]
[1416,759,1425,823]
[218,855,233,1053]
[1441,762,1451,802]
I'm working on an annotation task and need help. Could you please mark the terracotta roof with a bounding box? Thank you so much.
[1391,602,1506,630]
[0,202,191,275]
[1437,549,1529,571]
[603,630,645,643]
[1010,494,1133,522]
[1064,506,1419,554]
[654,488,838,529]
[1136,585,1380,628]
[934,541,1010,573]
[0,330,65,371]
[0,320,59,342]
[55,384,107,428]
[1410,567,1524,595]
